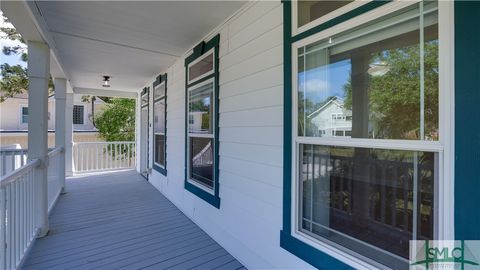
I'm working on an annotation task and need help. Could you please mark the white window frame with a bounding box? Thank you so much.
[153,81,166,169]
[19,104,28,124]
[292,0,372,37]
[72,104,85,125]
[186,77,216,195]
[290,1,455,268]
[187,48,215,85]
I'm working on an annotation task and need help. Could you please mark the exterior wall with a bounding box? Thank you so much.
[0,94,102,132]
[145,1,313,268]
[0,94,105,148]
[0,96,55,131]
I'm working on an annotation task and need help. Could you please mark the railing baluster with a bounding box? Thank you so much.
[14,180,18,266]
[392,165,398,227]
[380,165,387,224]
[7,184,12,270]
[0,186,6,270]
[403,168,409,231]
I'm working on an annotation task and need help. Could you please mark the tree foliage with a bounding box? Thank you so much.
[342,41,439,140]
[0,15,54,102]
[95,98,136,142]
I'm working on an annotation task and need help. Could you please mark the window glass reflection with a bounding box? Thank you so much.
[298,2,438,141]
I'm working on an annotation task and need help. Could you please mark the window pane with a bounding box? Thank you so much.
[155,134,165,167]
[73,105,84,125]
[190,137,214,189]
[188,52,214,82]
[154,99,165,133]
[154,83,165,100]
[189,82,213,134]
[298,1,353,28]
[22,107,28,123]
[141,94,148,106]
[299,144,435,268]
[297,2,438,140]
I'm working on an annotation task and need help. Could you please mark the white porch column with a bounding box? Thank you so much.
[65,93,74,176]
[54,78,67,192]
[27,41,50,237]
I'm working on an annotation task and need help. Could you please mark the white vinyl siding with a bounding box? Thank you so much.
[145,1,313,269]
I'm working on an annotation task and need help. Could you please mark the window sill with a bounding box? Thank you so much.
[184,180,220,209]
[152,163,167,176]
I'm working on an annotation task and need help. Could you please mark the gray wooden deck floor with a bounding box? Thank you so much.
[22,170,245,270]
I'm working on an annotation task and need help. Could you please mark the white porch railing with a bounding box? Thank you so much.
[47,147,63,211]
[73,142,136,173]
[0,147,64,270]
[0,149,28,177]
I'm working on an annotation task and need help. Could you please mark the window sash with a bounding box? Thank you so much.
[288,1,454,268]
[187,48,215,85]
[292,1,440,144]
[153,84,166,168]
[186,78,216,193]
[292,1,372,37]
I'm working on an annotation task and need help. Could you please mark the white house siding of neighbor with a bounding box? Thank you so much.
[0,94,104,148]
[3,0,480,269]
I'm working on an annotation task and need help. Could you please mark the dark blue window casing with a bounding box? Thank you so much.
[184,34,221,208]
[153,74,167,176]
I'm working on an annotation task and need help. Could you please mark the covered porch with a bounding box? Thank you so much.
[1,1,248,269]
[23,170,244,270]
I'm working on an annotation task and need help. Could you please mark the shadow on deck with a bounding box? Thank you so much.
[22,170,245,270]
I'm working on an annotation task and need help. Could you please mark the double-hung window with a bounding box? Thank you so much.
[283,1,453,269]
[21,106,28,124]
[153,74,167,175]
[185,35,220,208]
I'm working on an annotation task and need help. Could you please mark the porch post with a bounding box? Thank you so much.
[65,93,74,176]
[54,78,67,192]
[27,41,50,237]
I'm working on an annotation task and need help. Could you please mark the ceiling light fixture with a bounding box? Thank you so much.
[102,76,111,87]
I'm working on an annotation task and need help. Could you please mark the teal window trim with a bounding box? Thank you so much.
[454,1,480,240]
[280,1,390,269]
[153,73,168,176]
[184,34,221,209]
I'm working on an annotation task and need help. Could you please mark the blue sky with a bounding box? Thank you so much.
[1,12,27,73]
[298,59,351,104]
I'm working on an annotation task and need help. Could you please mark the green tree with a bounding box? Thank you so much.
[1,15,54,102]
[95,98,136,142]
[342,40,439,140]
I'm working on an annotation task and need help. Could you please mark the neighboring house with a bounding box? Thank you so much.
[0,93,105,148]
[307,97,352,137]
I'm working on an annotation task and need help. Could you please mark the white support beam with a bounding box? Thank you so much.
[27,40,50,237]
[73,87,138,99]
[65,93,74,176]
[54,78,67,192]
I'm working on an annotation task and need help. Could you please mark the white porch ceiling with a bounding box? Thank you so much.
[34,1,246,92]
